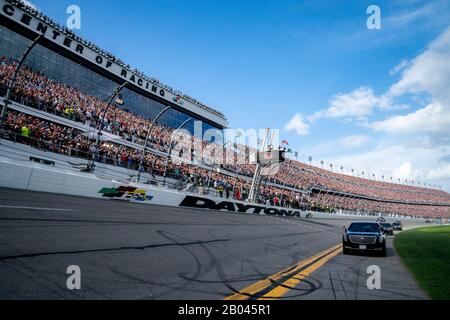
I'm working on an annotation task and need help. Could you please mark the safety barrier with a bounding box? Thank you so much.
[0,155,419,221]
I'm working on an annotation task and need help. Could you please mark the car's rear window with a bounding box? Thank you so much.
[348,223,379,233]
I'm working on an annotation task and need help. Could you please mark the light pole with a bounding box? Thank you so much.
[162,117,192,186]
[0,34,42,134]
[137,105,171,182]
[89,82,127,171]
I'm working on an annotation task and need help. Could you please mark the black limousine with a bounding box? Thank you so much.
[343,222,387,256]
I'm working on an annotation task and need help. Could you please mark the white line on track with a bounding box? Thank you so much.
[0,205,73,212]
[269,216,340,235]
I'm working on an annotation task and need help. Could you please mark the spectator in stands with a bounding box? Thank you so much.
[1,59,449,218]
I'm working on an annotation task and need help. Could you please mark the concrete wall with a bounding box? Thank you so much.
[0,157,421,222]
[0,157,115,197]
[0,157,309,217]
[0,139,179,186]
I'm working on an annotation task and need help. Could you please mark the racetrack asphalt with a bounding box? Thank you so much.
[0,187,428,300]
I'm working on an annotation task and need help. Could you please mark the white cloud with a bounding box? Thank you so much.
[309,87,378,122]
[372,102,450,134]
[323,138,450,190]
[389,59,411,75]
[385,2,437,28]
[393,161,414,179]
[340,135,370,147]
[308,87,403,123]
[425,164,450,180]
[373,27,450,135]
[311,27,450,133]
[389,27,450,101]
[284,113,309,136]
[295,27,450,191]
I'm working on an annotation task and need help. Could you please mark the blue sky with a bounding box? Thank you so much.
[29,0,450,190]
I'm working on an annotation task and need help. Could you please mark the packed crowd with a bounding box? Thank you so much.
[272,160,450,205]
[1,59,450,218]
[3,111,450,218]
[309,192,449,218]
[8,0,226,121]
[3,110,304,208]
[0,59,181,153]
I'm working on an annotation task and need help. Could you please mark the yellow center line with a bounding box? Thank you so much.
[225,243,342,300]
[259,246,342,300]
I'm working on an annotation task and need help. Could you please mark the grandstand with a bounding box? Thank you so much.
[1,0,449,219]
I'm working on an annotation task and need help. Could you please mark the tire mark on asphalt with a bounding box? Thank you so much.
[0,260,73,300]
[259,274,323,299]
[146,230,220,299]
[223,245,342,300]
[149,225,325,298]
[351,256,369,300]
[192,230,328,298]
[329,271,337,300]
[0,235,100,299]
[336,271,349,300]
[0,217,274,227]
[0,238,229,261]
[0,205,73,211]
[157,230,205,282]
[15,257,112,300]
[197,238,267,297]
[204,242,324,300]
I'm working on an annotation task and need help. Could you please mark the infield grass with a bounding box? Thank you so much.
[394,225,450,300]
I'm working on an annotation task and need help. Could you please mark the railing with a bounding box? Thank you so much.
[0,129,168,176]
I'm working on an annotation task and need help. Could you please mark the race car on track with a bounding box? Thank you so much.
[343,222,387,256]
[380,222,394,235]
